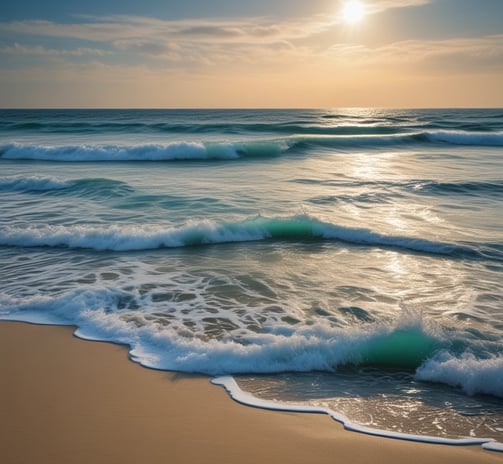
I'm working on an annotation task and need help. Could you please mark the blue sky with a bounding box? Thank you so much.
[1,0,502,107]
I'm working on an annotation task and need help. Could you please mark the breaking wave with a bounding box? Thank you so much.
[0,141,287,161]
[2,286,501,401]
[415,351,503,397]
[0,215,479,257]
[0,289,442,375]
[1,130,502,162]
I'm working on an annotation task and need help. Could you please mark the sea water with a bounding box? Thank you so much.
[1,108,502,446]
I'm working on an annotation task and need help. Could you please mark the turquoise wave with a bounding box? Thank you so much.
[1,130,502,162]
[0,214,489,260]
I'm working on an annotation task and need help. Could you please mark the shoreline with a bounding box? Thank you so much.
[1,321,500,464]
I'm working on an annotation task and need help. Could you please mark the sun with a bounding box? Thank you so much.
[341,0,366,24]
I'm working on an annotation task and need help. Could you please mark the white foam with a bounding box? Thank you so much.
[0,220,261,251]
[211,376,495,446]
[482,442,503,452]
[0,287,439,375]
[0,142,239,161]
[415,351,503,398]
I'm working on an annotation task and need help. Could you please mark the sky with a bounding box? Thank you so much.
[0,0,502,108]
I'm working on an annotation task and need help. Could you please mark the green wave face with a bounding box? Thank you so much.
[360,328,441,369]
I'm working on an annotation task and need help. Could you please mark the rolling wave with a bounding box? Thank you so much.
[0,141,287,161]
[0,175,71,191]
[293,177,503,200]
[298,131,503,148]
[0,215,480,258]
[2,175,499,204]
[1,120,400,136]
[421,130,503,146]
[2,110,502,146]
[410,180,503,197]
[1,130,501,162]
[0,175,134,196]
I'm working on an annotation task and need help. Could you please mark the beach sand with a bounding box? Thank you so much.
[0,322,500,464]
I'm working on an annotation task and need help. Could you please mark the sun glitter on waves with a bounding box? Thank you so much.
[341,0,366,24]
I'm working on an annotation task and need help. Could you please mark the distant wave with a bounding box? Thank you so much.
[421,130,503,146]
[0,175,134,197]
[0,175,71,191]
[1,120,399,136]
[1,131,502,162]
[306,180,503,206]
[2,116,503,146]
[298,131,503,148]
[0,141,288,162]
[3,174,500,203]
[0,214,481,258]
[409,179,503,197]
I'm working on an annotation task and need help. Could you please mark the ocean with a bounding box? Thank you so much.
[1,108,502,447]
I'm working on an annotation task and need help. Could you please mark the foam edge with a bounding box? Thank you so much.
[211,376,499,449]
[482,442,503,452]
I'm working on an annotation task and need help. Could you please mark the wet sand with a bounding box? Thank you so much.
[0,322,500,464]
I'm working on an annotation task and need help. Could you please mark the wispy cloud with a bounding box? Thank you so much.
[0,0,434,45]
[0,43,110,57]
[0,15,325,69]
[0,16,320,43]
[365,0,431,14]
[327,35,503,73]
[2,5,501,75]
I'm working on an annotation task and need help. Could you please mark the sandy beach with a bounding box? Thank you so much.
[0,322,499,464]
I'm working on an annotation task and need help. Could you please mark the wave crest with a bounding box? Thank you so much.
[1,130,501,163]
[422,130,503,146]
[0,215,473,257]
[415,351,503,398]
[0,175,71,191]
[0,141,287,162]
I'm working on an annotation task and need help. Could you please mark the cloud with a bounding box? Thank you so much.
[365,0,431,14]
[178,25,245,38]
[0,43,109,57]
[0,0,435,45]
[0,1,438,69]
[327,35,503,73]
[0,17,286,43]
[1,7,501,77]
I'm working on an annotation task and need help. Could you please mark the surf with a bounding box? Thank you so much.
[0,140,288,161]
[2,130,502,163]
[0,214,480,258]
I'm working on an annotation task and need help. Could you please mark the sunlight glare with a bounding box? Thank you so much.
[342,0,366,24]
